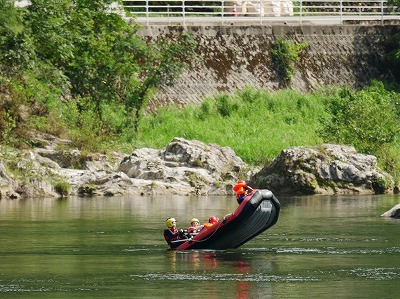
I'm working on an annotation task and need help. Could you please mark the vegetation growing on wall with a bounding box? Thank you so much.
[271,38,309,86]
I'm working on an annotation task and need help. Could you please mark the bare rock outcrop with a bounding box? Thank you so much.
[118,137,255,195]
[381,204,400,219]
[251,144,394,195]
[0,137,254,198]
[1,138,397,199]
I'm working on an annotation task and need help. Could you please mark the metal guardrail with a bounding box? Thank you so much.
[121,0,400,25]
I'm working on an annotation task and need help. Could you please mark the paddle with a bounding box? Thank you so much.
[171,237,192,244]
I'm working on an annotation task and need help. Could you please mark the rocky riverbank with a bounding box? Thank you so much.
[0,135,397,199]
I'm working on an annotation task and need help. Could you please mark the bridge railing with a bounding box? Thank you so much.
[121,0,399,25]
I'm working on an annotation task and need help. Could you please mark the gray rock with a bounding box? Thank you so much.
[0,137,252,198]
[252,144,394,195]
[117,137,251,196]
[0,139,397,198]
[381,204,400,219]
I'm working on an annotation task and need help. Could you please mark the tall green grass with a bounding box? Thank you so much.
[134,87,327,165]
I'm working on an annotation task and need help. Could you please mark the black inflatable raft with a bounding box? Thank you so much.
[174,189,280,250]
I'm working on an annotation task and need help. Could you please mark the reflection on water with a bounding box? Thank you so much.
[1,194,400,298]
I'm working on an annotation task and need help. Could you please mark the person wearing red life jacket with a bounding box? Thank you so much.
[233,180,254,204]
[163,217,187,248]
[203,216,219,230]
[187,218,203,236]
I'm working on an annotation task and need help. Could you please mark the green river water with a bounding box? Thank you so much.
[0,193,399,298]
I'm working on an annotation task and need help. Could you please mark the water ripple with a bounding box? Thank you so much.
[338,267,400,280]
[0,284,53,293]
[276,246,400,255]
[129,273,320,283]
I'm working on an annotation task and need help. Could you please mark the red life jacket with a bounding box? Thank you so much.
[187,226,196,233]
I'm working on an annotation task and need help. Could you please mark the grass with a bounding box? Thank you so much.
[134,87,327,166]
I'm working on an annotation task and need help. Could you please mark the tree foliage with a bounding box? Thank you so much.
[0,0,196,147]
[0,0,35,77]
[318,81,400,154]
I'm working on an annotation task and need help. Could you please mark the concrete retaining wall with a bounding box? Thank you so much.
[139,24,400,108]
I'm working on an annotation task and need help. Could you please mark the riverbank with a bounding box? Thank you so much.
[0,135,396,200]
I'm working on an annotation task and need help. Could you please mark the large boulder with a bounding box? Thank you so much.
[251,144,394,195]
[0,162,19,199]
[118,137,255,195]
[0,137,255,198]
[381,204,400,219]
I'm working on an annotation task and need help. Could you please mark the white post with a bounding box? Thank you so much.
[146,0,149,26]
[222,0,225,25]
[182,0,186,26]
[300,0,303,25]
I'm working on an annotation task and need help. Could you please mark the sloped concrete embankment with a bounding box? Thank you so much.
[139,24,400,108]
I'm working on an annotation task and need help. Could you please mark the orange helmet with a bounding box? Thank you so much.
[209,216,219,224]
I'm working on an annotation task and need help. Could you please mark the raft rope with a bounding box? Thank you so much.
[186,217,226,243]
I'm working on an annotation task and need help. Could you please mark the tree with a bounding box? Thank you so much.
[0,0,35,77]
[128,32,197,131]
[22,0,196,132]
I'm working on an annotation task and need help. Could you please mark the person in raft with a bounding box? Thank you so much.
[202,216,219,230]
[163,217,188,248]
[187,218,204,236]
[233,180,254,204]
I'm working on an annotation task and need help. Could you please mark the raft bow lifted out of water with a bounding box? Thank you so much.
[174,189,280,250]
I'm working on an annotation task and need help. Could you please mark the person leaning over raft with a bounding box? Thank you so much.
[233,180,254,204]
[163,218,188,248]
[202,216,219,230]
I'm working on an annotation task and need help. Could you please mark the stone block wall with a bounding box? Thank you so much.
[139,24,400,109]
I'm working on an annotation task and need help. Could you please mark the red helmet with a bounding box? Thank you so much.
[238,180,246,184]
[209,216,219,224]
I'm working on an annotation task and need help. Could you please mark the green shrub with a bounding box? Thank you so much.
[271,39,309,85]
[215,93,239,117]
[318,81,400,153]
[53,179,71,197]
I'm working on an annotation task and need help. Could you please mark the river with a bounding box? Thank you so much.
[1,193,399,298]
